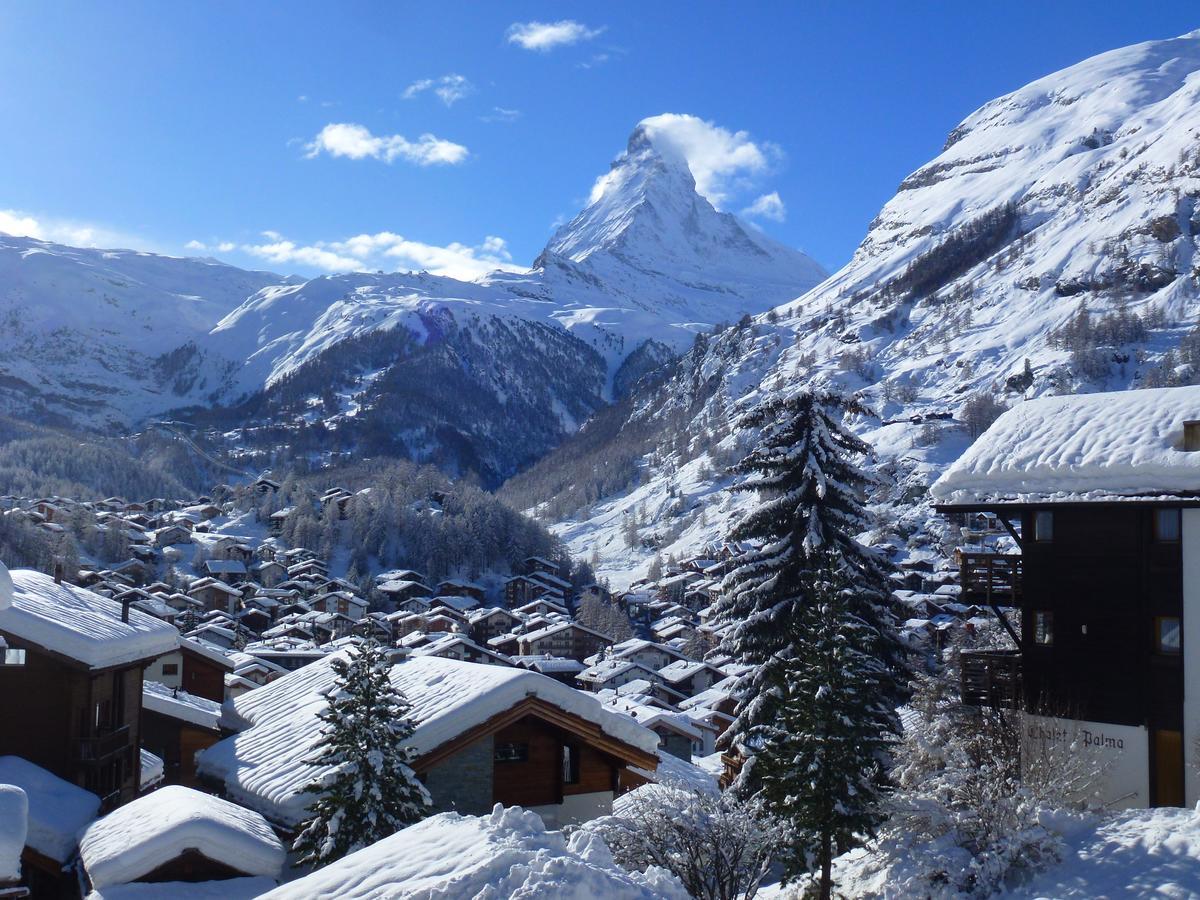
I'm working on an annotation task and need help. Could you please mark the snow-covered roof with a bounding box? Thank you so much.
[198,653,659,825]
[79,785,284,889]
[142,681,222,730]
[0,785,26,882]
[255,806,687,899]
[932,385,1200,504]
[139,749,164,791]
[627,749,718,795]
[0,570,178,669]
[0,756,99,863]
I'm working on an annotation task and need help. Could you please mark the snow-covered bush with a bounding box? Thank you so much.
[586,782,780,900]
[854,653,1103,896]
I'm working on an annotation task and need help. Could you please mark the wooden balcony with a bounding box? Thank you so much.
[78,724,131,763]
[957,551,1022,606]
[960,649,1022,709]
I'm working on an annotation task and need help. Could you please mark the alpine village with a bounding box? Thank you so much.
[2,10,1200,900]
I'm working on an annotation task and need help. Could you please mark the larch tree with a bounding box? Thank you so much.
[292,639,430,867]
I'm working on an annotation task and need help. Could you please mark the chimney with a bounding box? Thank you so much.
[121,597,131,624]
[53,562,63,585]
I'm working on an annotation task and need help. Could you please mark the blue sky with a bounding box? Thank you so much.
[1,2,1197,278]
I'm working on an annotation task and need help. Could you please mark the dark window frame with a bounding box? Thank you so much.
[1155,616,1182,655]
[494,741,529,763]
[562,742,581,785]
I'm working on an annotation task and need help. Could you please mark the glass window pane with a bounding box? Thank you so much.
[1156,509,1181,542]
[1157,617,1181,654]
[1035,511,1054,542]
[1034,611,1054,645]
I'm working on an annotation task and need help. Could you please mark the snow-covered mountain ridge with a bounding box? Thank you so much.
[0,236,291,428]
[537,31,1200,587]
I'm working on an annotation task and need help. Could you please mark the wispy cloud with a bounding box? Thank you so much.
[480,106,522,124]
[239,230,522,281]
[403,74,474,107]
[506,20,604,51]
[741,191,787,223]
[624,113,783,208]
[304,123,469,166]
[0,208,152,250]
[576,52,611,70]
[185,239,236,254]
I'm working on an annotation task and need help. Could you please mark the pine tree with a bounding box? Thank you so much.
[292,640,430,867]
[713,391,907,793]
[752,556,900,897]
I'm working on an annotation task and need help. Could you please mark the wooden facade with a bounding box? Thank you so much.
[0,640,143,809]
[939,500,1189,807]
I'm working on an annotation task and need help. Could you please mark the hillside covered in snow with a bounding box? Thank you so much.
[525,30,1200,586]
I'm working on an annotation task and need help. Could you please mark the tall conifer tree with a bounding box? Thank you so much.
[293,640,430,867]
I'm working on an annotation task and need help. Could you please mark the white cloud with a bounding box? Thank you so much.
[403,74,474,106]
[632,113,782,208]
[304,123,469,166]
[239,230,522,281]
[506,20,604,51]
[480,106,521,124]
[185,239,236,254]
[741,191,787,222]
[0,208,151,249]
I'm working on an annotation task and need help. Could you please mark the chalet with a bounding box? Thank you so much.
[513,597,569,618]
[78,786,283,893]
[931,385,1200,809]
[429,593,481,615]
[140,682,223,786]
[523,556,563,578]
[376,578,431,604]
[469,607,523,643]
[187,577,243,615]
[267,508,292,536]
[504,574,545,607]
[436,579,486,602]
[153,524,192,548]
[320,488,354,519]
[577,659,663,692]
[414,634,513,667]
[312,590,368,620]
[589,638,689,672]
[512,654,587,685]
[0,756,101,896]
[656,659,725,698]
[254,560,288,588]
[0,567,178,809]
[517,621,614,662]
[197,653,659,829]
[253,476,282,494]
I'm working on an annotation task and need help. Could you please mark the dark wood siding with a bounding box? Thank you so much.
[1019,505,1183,731]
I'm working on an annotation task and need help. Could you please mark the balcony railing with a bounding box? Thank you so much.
[78,724,131,762]
[957,551,1022,605]
[960,649,1022,709]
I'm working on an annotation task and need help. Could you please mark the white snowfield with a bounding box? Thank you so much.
[554,30,1200,586]
[932,385,1200,502]
[0,784,26,883]
[256,804,689,900]
[78,785,284,890]
[0,569,178,669]
[0,756,99,864]
[197,653,659,826]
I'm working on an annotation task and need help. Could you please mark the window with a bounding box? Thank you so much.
[1156,617,1182,655]
[1185,421,1200,452]
[562,743,580,785]
[161,663,179,676]
[494,742,528,763]
[2,648,25,666]
[1155,509,1181,542]
[1034,610,1054,646]
[1034,511,1054,542]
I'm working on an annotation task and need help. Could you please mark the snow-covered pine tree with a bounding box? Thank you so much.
[752,555,900,897]
[292,640,430,867]
[712,390,907,791]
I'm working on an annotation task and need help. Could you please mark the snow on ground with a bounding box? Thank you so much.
[0,568,178,669]
[198,653,659,826]
[0,784,26,882]
[824,805,1200,899]
[932,384,1200,502]
[257,804,689,899]
[78,785,284,889]
[0,756,99,864]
